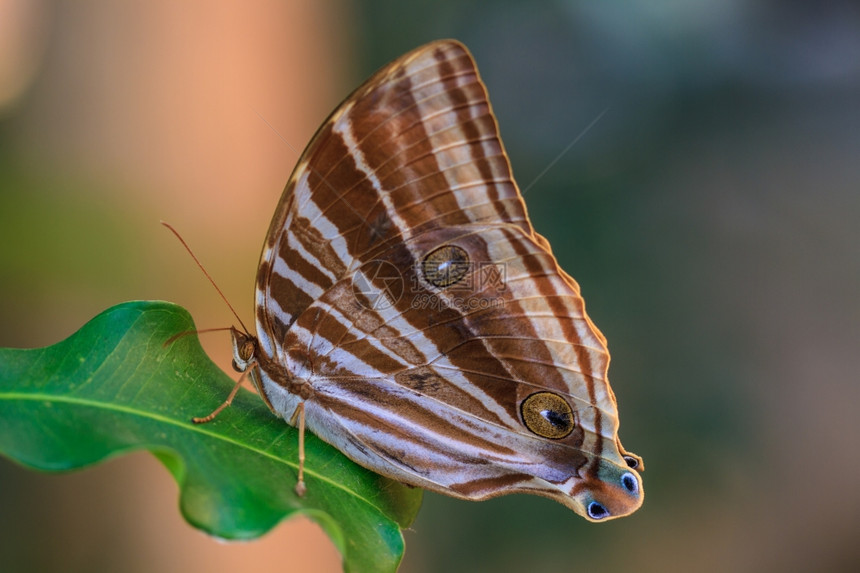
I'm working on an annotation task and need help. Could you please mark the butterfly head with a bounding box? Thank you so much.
[229,326,278,415]
[230,327,257,373]
[573,457,644,522]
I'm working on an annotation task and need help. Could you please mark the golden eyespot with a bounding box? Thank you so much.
[421,245,470,287]
[520,392,574,439]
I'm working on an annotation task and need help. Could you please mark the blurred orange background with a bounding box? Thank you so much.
[1,1,859,572]
[1,2,351,571]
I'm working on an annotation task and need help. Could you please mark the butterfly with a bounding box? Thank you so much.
[218,39,643,521]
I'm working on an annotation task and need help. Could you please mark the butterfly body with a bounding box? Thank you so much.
[235,40,643,521]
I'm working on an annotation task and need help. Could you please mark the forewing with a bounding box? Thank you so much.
[255,40,532,360]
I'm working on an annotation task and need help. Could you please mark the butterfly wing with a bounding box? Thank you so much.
[255,40,642,520]
[255,40,532,349]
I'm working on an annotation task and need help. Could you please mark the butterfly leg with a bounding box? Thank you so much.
[192,373,246,424]
[290,401,308,497]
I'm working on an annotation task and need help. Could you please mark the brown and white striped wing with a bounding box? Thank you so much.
[254,40,643,521]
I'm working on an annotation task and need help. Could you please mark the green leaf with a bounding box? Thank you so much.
[0,301,423,573]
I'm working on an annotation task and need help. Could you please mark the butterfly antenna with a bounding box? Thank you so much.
[161,221,251,334]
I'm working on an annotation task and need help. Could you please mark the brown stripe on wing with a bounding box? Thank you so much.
[392,366,512,427]
[302,317,411,380]
[313,383,521,461]
[524,244,619,461]
[350,42,530,236]
[302,127,393,255]
[254,259,292,343]
[274,235,334,293]
[501,226,597,397]
[256,41,536,353]
[432,45,504,213]
[303,280,428,371]
[255,124,379,337]
[447,473,540,499]
[386,232,532,423]
[422,228,575,399]
[499,226,610,464]
[302,235,523,426]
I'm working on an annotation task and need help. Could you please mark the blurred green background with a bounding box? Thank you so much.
[1,1,858,572]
